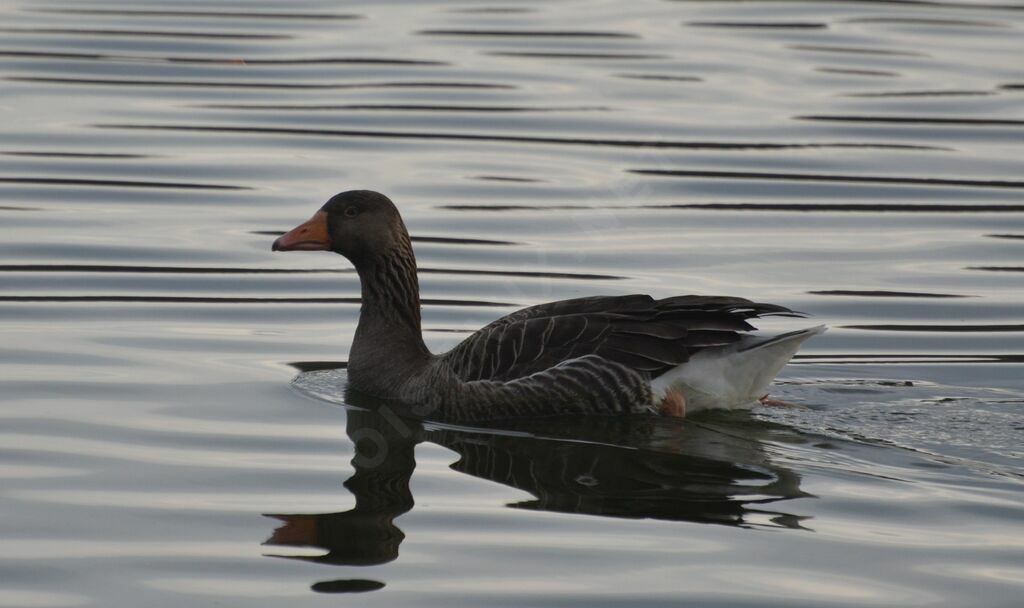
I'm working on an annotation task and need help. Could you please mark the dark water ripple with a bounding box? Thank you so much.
[195,103,609,112]
[417,29,641,38]
[843,16,1009,26]
[798,115,1024,125]
[0,150,153,158]
[8,77,512,90]
[845,89,998,97]
[0,50,446,65]
[2,0,1024,606]
[815,67,901,77]
[0,296,514,306]
[616,73,703,82]
[687,22,830,29]
[441,203,1024,212]
[810,290,973,298]
[631,169,1024,189]
[844,323,1024,332]
[790,44,928,56]
[0,27,292,39]
[93,123,946,150]
[969,266,1024,272]
[27,8,363,20]
[0,177,246,189]
[486,51,670,59]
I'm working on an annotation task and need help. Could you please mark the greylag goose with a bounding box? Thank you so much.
[273,190,824,423]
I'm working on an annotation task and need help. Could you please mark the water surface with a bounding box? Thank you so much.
[1,0,1023,606]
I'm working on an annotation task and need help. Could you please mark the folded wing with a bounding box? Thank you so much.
[441,294,802,382]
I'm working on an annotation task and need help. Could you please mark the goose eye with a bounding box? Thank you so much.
[344,206,359,218]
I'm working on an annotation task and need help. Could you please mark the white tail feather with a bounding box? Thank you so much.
[650,325,826,413]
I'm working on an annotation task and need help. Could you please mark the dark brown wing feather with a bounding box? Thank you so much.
[441,294,802,382]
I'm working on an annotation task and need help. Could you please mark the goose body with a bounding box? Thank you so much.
[273,190,824,423]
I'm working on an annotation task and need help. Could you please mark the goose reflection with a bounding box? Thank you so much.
[263,397,812,592]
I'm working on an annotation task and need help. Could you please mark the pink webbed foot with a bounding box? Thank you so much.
[758,394,806,409]
[658,391,686,418]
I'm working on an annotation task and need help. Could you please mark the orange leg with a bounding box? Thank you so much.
[659,390,687,418]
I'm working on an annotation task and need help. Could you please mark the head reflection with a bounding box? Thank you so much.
[264,409,414,570]
[264,405,811,592]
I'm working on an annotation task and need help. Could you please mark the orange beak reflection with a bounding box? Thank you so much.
[272,210,331,251]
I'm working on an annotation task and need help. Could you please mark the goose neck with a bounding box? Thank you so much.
[349,243,430,375]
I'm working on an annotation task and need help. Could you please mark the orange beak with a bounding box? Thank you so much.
[272,211,331,251]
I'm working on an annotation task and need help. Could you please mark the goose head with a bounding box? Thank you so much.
[271,190,410,264]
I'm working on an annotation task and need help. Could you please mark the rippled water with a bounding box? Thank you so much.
[2,0,1023,605]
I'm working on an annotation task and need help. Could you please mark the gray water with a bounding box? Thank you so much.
[1,0,1023,605]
